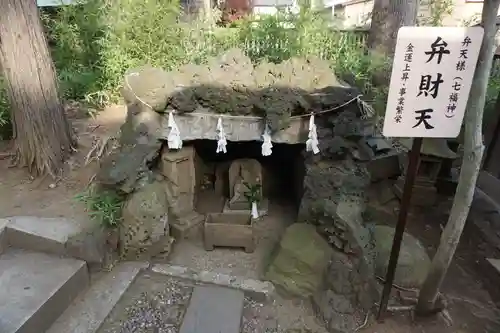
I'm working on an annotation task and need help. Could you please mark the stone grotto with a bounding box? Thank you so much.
[95,48,428,333]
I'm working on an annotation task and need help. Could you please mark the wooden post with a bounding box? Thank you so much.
[377,137,422,320]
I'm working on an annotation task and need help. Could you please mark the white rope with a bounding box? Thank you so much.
[306,114,320,154]
[216,117,227,154]
[167,111,182,149]
[261,124,273,156]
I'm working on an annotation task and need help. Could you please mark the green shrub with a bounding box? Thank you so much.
[75,188,124,229]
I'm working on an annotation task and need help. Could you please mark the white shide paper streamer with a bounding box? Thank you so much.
[261,125,273,156]
[216,117,227,154]
[306,114,320,154]
[167,111,183,149]
[251,202,259,219]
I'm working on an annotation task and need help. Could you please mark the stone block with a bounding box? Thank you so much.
[46,262,147,333]
[0,249,89,333]
[179,286,244,333]
[6,216,81,256]
[373,225,431,288]
[152,264,275,302]
[265,223,332,298]
[65,226,106,264]
[367,151,402,182]
[159,145,197,216]
[170,212,204,240]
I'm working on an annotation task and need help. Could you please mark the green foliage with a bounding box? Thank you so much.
[1,0,500,135]
[420,0,454,27]
[75,187,124,229]
[243,181,262,203]
[0,78,11,139]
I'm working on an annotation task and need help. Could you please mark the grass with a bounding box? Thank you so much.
[75,187,124,229]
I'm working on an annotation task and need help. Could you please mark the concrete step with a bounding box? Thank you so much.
[179,285,245,333]
[1,216,105,264]
[0,249,89,333]
[46,261,147,333]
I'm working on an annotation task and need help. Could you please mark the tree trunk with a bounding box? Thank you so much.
[367,0,420,57]
[0,0,75,177]
[416,0,500,315]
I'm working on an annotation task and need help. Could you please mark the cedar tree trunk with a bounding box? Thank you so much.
[0,0,75,177]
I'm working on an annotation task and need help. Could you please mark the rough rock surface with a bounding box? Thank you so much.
[296,103,379,333]
[373,225,431,288]
[265,223,332,298]
[97,102,162,193]
[123,48,362,132]
[120,180,172,260]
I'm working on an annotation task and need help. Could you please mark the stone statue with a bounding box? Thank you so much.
[228,158,262,210]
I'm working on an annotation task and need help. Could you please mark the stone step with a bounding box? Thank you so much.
[179,285,245,333]
[0,249,89,333]
[46,261,147,333]
[1,216,104,264]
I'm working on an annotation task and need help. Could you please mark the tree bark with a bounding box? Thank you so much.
[367,0,420,57]
[416,0,500,315]
[0,0,75,177]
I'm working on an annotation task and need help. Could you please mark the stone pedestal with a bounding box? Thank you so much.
[223,198,269,216]
[159,145,203,239]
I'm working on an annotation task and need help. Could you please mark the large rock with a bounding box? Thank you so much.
[120,180,171,260]
[97,102,162,193]
[265,223,332,298]
[373,225,431,288]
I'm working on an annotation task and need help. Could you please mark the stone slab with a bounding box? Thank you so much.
[160,111,309,144]
[223,198,269,217]
[46,261,148,333]
[152,264,275,301]
[0,249,89,333]
[179,285,244,333]
[5,216,82,256]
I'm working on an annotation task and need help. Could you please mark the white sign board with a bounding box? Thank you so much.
[382,26,484,138]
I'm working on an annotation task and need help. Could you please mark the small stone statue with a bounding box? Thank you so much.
[228,159,262,210]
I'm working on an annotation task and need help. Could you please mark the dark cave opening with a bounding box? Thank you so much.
[189,139,306,213]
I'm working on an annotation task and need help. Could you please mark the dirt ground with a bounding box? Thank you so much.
[1,105,500,332]
[0,104,126,228]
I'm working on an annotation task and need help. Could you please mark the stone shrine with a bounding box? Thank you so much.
[96,49,383,333]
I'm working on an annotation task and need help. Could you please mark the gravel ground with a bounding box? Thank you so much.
[242,297,278,333]
[241,295,328,333]
[98,273,193,333]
